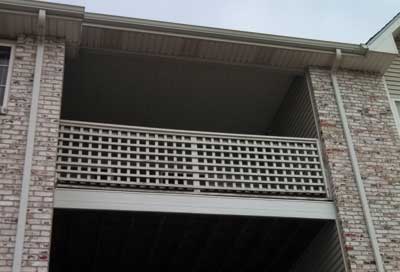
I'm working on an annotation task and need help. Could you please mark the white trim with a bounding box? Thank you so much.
[391,98,400,134]
[54,188,336,220]
[383,77,400,137]
[0,41,15,114]
[61,119,319,142]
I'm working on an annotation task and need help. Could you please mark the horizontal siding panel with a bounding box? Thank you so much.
[270,77,317,138]
[386,79,400,86]
[385,41,400,97]
[385,71,400,77]
[290,223,345,272]
[386,84,400,90]
[388,64,400,70]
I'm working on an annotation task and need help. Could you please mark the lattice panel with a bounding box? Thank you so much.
[195,136,325,196]
[57,120,328,198]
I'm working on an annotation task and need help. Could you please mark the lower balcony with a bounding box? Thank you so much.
[56,119,328,200]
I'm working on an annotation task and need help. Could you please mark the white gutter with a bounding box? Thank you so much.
[83,12,368,56]
[12,9,46,272]
[330,49,385,272]
[0,0,84,19]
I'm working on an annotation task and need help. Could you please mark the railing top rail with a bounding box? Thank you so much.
[60,119,319,143]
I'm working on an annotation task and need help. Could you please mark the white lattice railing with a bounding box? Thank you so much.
[56,120,328,199]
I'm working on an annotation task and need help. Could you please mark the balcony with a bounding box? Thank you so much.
[56,119,328,199]
[51,20,344,272]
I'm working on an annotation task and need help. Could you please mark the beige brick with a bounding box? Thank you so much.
[308,67,400,272]
[0,36,65,272]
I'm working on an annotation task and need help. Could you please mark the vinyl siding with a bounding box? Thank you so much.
[270,76,318,138]
[290,222,346,272]
[385,40,400,99]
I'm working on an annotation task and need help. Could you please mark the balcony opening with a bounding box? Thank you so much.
[57,48,326,199]
[61,49,316,138]
[49,209,345,272]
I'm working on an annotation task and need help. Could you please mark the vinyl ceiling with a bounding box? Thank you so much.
[61,49,295,135]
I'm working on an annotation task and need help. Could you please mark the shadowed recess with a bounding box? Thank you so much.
[50,209,328,272]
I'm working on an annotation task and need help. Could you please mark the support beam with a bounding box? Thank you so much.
[54,188,336,220]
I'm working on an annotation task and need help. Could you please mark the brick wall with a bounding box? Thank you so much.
[308,67,400,272]
[0,35,65,272]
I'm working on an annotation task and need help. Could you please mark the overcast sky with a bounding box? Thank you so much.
[45,0,400,44]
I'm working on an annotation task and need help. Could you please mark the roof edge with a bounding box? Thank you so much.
[84,12,368,56]
[0,0,398,74]
[0,0,84,19]
[0,0,382,57]
[367,12,400,54]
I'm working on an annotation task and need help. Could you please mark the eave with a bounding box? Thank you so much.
[0,0,397,74]
[84,12,367,56]
[0,0,84,19]
[80,12,393,74]
[0,0,84,46]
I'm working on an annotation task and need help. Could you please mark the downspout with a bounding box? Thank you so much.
[330,49,385,272]
[12,9,46,272]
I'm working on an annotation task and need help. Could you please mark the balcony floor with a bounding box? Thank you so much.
[50,209,328,272]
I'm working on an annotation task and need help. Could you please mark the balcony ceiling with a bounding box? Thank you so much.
[62,50,295,135]
[50,209,327,272]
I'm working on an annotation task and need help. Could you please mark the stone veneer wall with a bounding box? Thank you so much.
[0,35,65,272]
[308,67,400,272]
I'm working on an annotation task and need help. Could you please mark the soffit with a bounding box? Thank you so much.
[79,25,394,74]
